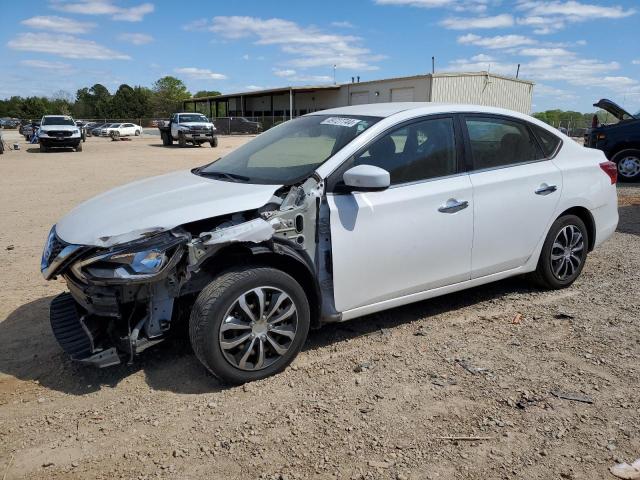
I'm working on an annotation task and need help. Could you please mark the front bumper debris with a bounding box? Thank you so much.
[49,293,122,367]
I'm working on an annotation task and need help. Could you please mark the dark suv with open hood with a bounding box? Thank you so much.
[585,99,640,181]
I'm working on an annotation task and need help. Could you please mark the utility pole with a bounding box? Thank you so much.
[333,65,336,85]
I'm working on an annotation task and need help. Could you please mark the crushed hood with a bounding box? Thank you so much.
[593,99,636,121]
[56,170,281,247]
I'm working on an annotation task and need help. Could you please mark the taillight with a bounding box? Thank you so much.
[600,161,617,184]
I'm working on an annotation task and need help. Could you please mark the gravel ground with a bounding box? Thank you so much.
[0,132,638,480]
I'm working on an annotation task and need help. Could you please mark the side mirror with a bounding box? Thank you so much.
[342,165,390,191]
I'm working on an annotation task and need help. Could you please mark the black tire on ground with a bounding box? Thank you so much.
[82,131,86,142]
[135,130,141,136]
[39,143,47,153]
[530,214,588,289]
[161,131,169,146]
[210,137,218,148]
[611,149,640,182]
[75,142,82,152]
[189,266,311,384]
[25,136,30,141]
[178,131,186,148]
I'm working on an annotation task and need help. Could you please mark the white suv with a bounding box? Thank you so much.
[39,115,82,152]
[41,103,618,383]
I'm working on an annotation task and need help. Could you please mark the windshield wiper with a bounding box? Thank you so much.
[198,171,250,182]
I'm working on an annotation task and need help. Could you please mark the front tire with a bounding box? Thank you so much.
[178,131,186,148]
[612,149,640,182]
[189,267,310,384]
[39,143,47,153]
[531,215,588,289]
[75,142,82,152]
[135,129,141,136]
[210,137,218,148]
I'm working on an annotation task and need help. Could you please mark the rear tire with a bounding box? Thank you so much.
[612,149,640,182]
[531,215,588,289]
[189,267,310,384]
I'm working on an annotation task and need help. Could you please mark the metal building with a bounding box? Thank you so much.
[185,71,534,123]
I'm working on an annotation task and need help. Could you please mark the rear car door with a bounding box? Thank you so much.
[462,115,563,278]
[328,115,473,312]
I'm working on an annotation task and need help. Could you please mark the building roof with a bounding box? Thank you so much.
[189,71,534,103]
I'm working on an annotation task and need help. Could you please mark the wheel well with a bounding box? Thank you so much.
[558,207,596,251]
[197,244,322,328]
[610,144,640,160]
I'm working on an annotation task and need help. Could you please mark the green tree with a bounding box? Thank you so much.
[152,76,191,117]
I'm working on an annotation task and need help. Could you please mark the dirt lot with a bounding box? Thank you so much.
[0,132,639,480]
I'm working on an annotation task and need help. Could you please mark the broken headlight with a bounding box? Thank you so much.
[71,234,184,283]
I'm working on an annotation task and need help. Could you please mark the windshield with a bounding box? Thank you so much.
[198,114,381,184]
[42,116,74,126]
[178,114,209,123]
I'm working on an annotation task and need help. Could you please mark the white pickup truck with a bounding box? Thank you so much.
[39,115,83,152]
[158,113,217,148]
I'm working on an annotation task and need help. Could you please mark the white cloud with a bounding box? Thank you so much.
[8,32,131,59]
[470,53,495,61]
[21,15,95,34]
[174,67,227,80]
[331,21,356,28]
[519,47,573,57]
[517,1,635,34]
[50,0,154,22]
[245,85,265,91]
[634,60,640,65]
[191,16,385,71]
[457,33,536,49]
[273,69,297,77]
[440,13,514,29]
[374,0,489,12]
[118,32,154,44]
[19,59,74,73]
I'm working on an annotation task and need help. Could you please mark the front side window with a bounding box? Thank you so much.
[353,117,457,185]
[465,117,543,170]
[198,115,380,184]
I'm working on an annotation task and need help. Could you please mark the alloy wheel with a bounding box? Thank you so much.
[218,287,298,371]
[550,225,585,280]
[618,155,640,179]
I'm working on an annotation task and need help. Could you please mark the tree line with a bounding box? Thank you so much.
[0,76,221,121]
[532,109,616,130]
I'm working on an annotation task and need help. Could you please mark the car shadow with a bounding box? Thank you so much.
[148,144,208,148]
[0,276,534,396]
[26,147,76,154]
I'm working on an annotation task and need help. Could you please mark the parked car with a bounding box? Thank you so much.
[158,113,217,147]
[585,99,640,181]
[39,115,83,152]
[100,122,142,137]
[90,123,110,136]
[41,103,618,383]
[214,116,262,135]
[96,123,120,137]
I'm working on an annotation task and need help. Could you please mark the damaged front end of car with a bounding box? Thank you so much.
[42,176,337,367]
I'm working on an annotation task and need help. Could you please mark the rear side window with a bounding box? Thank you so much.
[353,117,457,185]
[465,117,543,170]
[532,125,562,157]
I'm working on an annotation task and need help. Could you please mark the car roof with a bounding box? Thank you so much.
[310,102,531,120]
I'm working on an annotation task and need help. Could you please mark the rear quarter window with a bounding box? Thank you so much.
[532,125,562,157]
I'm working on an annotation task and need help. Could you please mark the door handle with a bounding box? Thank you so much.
[438,199,469,213]
[535,184,557,195]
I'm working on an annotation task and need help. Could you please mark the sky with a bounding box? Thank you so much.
[1,0,639,113]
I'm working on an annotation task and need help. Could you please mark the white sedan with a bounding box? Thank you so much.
[99,122,142,137]
[41,103,618,383]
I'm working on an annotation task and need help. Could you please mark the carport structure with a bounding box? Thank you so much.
[183,85,342,120]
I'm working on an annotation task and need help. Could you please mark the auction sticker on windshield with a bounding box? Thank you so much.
[320,117,362,127]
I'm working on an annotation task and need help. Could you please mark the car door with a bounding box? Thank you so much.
[122,123,134,136]
[462,115,563,278]
[327,116,473,313]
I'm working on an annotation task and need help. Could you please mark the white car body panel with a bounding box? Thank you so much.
[469,161,562,278]
[328,175,473,312]
[56,170,281,247]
